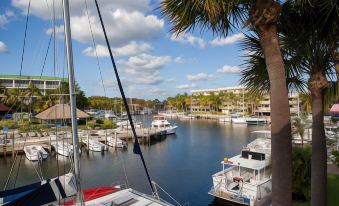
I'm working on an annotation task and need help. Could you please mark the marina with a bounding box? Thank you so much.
[0,117,269,205]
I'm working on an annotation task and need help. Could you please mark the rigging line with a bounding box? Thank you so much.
[40,33,53,79]
[94,0,154,193]
[19,0,31,76]
[84,0,107,97]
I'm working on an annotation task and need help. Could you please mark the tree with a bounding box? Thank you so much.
[24,82,42,114]
[239,1,338,204]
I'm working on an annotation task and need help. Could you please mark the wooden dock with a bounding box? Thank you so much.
[0,127,169,157]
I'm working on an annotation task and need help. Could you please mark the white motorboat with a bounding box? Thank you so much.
[209,137,272,205]
[246,117,268,125]
[106,136,127,148]
[151,115,178,135]
[51,142,74,157]
[82,139,108,152]
[231,118,247,124]
[23,145,48,161]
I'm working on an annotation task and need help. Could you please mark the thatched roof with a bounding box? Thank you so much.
[35,104,89,120]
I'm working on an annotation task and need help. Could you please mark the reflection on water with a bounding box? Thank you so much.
[0,116,269,205]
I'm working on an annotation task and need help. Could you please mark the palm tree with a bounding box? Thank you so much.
[24,82,42,114]
[239,1,338,204]
[292,118,305,147]
[161,0,293,201]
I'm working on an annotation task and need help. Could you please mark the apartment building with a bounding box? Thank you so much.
[191,86,300,116]
[0,75,65,95]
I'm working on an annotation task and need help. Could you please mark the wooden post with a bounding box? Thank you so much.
[87,130,89,150]
[4,132,7,157]
[105,129,107,145]
[12,132,15,159]
[115,131,118,149]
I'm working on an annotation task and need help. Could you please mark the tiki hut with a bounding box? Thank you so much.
[35,104,89,124]
[330,104,339,117]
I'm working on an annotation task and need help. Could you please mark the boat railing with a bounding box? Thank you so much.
[256,179,272,200]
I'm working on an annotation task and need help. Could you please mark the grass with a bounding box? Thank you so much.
[293,174,339,206]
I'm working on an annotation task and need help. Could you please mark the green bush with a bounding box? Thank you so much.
[18,124,49,132]
[331,150,339,168]
[292,146,311,201]
[0,120,18,129]
[87,121,97,129]
[101,119,116,129]
[95,119,104,124]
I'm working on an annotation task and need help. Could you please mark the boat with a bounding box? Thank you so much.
[51,142,73,157]
[23,145,48,161]
[151,115,178,135]
[106,136,127,148]
[245,117,268,125]
[209,137,272,205]
[82,139,108,152]
[231,117,247,124]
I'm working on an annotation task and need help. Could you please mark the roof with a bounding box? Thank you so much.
[191,85,245,93]
[330,104,339,113]
[221,155,270,170]
[0,104,10,112]
[35,104,89,120]
[0,75,67,81]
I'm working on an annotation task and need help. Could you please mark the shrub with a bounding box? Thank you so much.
[95,119,104,124]
[87,121,96,129]
[102,119,116,129]
[0,120,18,129]
[292,146,311,201]
[331,150,339,168]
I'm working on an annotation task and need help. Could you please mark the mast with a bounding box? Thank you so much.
[62,0,83,204]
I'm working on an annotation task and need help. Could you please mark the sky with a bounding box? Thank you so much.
[0,0,247,100]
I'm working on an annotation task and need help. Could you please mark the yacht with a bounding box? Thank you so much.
[246,117,268,125]
[231,118,247,124]
[23,145,48,161]
[151,115,178,135]
[209,138,272,205]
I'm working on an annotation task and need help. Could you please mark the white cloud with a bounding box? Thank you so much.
[13,0,164,46]
[170,33,205,48]
[0,41,9,53]
[45,25,64,35]
[174,56,184,64]
[176,83,196,89]
[128,86,168,96]
[0,10,15,28]
[216,65,242,73]
[210,33,245,46]
[121,53,171,73]
[83,42,152,57]
[187,73,214,81]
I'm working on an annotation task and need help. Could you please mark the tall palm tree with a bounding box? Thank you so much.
[161,0,293,202]
[239,1,338,204]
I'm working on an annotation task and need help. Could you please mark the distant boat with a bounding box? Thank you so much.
[23,145,48,161]
[231,117,247,124]
[106,136,127,148]
[209,137,272,205]
[245,117,268,125]
[82,139,108,152]
[151,115,178,134]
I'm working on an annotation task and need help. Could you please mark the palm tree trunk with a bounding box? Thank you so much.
[310,81,327,206]
[258,23,292,206]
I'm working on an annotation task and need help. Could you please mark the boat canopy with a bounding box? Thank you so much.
[221,154,269,170]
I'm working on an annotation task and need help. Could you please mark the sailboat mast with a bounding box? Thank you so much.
[62,0,83,204]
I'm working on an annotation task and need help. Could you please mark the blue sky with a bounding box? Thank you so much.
[0,0,247,100]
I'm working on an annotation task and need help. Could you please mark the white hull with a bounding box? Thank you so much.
[165,126,178,135]
[24,145,48,161]
[85,188,172,205]
[246,118,268,125]
[231,118,247,124]
[51,142,74,157]
[82,139,108,152]
[106,137,127,148]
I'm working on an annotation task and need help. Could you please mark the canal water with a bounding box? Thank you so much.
[0,116,269,205]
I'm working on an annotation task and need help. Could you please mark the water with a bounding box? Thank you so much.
[0,116,269,205]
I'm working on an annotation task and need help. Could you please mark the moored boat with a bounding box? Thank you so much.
[82,139,108,152]
[151,115,178,135]
[209,137,272,205]
[51,142,73,157]
[23,145,48,161]
[106,136,127,148]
